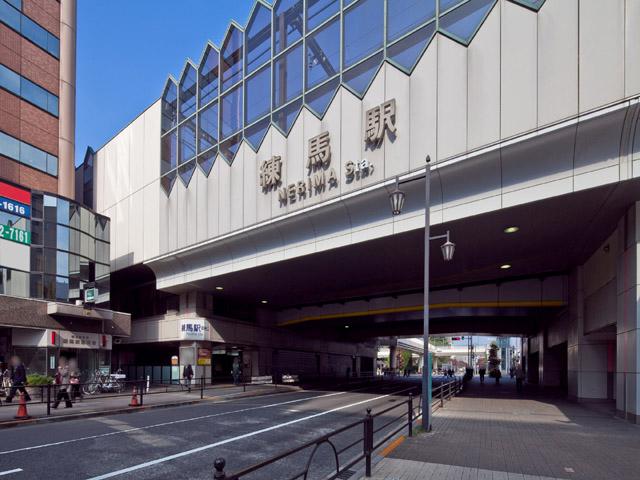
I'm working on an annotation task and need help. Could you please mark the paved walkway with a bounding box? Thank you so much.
[365,378,640,480]
[0,383,285,426]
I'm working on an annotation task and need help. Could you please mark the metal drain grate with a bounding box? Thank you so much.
[336,469,356,479]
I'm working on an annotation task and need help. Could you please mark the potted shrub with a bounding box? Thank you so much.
[26,373,54,400]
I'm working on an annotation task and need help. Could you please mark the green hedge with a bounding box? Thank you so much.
[26,373,54,386]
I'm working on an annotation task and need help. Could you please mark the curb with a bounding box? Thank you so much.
[0,385,301,429]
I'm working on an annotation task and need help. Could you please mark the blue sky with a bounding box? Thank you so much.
[75,0,258,166]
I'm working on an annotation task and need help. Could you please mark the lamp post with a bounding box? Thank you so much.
[389,156,455,431]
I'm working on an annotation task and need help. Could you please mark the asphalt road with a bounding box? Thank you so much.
[0,379,421,479]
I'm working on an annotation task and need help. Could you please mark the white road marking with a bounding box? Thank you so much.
[87,388,410,480]
[0,390,348,455]
[0,469,22,476]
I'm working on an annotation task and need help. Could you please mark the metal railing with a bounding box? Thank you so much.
[211,377,463,479]
[0,376,284,416]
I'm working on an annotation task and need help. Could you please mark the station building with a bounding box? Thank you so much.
[0,0,129,376]
[90,0,640,422]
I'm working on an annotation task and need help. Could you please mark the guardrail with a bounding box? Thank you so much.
[0,376,283,416]
[211,377,463,479]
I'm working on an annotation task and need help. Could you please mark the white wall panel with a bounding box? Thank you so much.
[128,189,144,264]
[538,0,578,125]
[195,169,208,244]
[114,127,131,206]
[360,65,385,189]
[409,38,437,170]
[384,64,409,178]
[270,127,287,214]
[143,102,162,186]
[319,88,342,204]
[255,129,273,223]
[218,157,232,235]
[626,0,640,97]
[129,114,145,194]
[0,240,29,272]
[114,198,129,270]
[579,0,624,112]
[243,143,258,227]
[341,88,362,194]
[175,180,188,249]
[142,181,160,260]
[95,149,105,213]
[206,158,220,240]
[230,146,245,232]
[501,0,537,138]
[285,112,305,213]
[437,36,467,160]
[300,109,322,209]
[184,170,198,247]
[467,3,500,150]
[166,183,178,254]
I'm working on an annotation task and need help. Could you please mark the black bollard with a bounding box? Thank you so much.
[213,457,226,479]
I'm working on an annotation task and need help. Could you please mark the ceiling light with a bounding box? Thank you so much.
[344,325,350,329]
[503,226,519,234]
[261,300,268,304]
[215,286,224,291]
[500,264,512,270]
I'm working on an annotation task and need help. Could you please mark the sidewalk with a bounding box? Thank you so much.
[364,378,640,480]
[0,383,294,428]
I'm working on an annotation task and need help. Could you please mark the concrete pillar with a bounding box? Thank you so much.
[616,203,640,423]
[58,0,76,199]
[389,343,398,371]
[567,268,609,401]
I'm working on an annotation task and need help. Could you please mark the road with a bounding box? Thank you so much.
[0,379,421,479]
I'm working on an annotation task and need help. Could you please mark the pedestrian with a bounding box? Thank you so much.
[515,363,525,394]
[479,366,486,384]
[53,362,72,409]
[183,363,194,392]
[69,359,82,401]
[5,356,30,403]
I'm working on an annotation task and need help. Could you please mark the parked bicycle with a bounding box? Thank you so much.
[82,369,126,395]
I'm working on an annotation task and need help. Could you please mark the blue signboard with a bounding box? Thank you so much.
[0,196,30,218]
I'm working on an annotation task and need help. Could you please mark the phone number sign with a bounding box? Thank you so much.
[0,181,31,219]
[0,224,30,245]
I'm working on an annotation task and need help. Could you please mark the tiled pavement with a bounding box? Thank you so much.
[364,378,640,480]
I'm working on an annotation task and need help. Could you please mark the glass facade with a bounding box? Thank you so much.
[159,0,546,194]
[0,64,59,116]
[0,0,59,58]
[0,192,110,304]
[0,131,58,176]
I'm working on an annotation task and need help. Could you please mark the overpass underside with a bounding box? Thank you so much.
[127,177,640,423]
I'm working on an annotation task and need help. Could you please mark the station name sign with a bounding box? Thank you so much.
[259,99,397,207]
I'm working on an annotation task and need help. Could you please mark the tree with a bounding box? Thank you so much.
[488,342,502,381]
[429,337,451,347]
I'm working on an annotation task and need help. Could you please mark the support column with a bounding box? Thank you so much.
[567,268,609,401]
[58,0,76,199]
[616,203,640,423]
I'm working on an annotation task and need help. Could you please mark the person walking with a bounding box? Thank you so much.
[53,363,72,409]
[5,356,30,403]
[183,364,194,393]
[69,360,82,401]
[479,366,486,384]
[515,363,525,394]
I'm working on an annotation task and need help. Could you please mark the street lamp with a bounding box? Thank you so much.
[388,155,455,431]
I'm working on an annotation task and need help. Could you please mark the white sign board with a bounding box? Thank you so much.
[179,319,209,340]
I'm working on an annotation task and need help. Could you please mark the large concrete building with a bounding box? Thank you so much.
[0,0,129,376]
[90,0,640,422]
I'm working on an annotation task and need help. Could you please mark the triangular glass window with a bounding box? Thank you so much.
[161,170,177,196]
[221,25,244,91]
[161,80,177,134]
[178,159,196,187]
[220,133,242,164]
[305,77,339,118]
[273,98,302,135]
[387,22,435,73]
[439,0,496,45]
[198,147,217,176]
[343,52,383,98]
[178,64,197,121]
[245,117,270,151]
[199,45,219,107]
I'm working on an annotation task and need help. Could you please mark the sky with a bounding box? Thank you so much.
[75,0,258,166]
